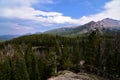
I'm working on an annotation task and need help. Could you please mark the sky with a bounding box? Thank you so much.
[0,0,120,35]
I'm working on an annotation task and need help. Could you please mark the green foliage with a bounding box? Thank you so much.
[60,46,73,70]
[85,30,100,65]
[11,52,29,80]
[0,32,120,79]
[0,56,11,80]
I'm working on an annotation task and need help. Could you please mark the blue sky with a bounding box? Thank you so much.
[0,0,120,35]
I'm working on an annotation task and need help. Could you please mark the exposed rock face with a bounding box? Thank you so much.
[45,18,120,36]
[97,18,120,28]
[48,71,108,80]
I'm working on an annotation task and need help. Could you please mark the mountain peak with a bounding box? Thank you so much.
[84,21,96,26]
[84,21,98,28]
[101,18,118,22]
[87,21,96,24]
[103,18,112,20]
[45,18,120,35]
[98,18,120,28]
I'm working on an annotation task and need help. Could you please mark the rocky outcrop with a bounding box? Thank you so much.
[48,71,108,80]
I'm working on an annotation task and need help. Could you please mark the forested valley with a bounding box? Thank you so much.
[0,30,120,80]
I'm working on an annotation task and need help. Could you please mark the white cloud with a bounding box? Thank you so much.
[0,22,36,34]
[10,23,34,30]
[78,0,120,24]
[10,23,36,34]
[0,0,80,25]
[0,0,38,8]
[1,6,79,25]
[0,0,120,31]
[39,0,55,4]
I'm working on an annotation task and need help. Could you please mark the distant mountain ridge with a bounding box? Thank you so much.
[45,18,120,35]
[1,18,120,40]
[0,35,19,41]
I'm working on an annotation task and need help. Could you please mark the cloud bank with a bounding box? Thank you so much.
[79,0,120,24]
[0,0,120,35]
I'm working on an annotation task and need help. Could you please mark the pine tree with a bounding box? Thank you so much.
[86,30,100,66]
[11,51,29,80]
[0,53,11,80]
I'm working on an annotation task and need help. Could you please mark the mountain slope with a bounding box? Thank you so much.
[98,18,120,28]
[45,18,120,36]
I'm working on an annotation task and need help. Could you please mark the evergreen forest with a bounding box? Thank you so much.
[0,30,120,80]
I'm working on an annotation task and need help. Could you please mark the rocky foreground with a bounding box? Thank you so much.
[48,71,109,80]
